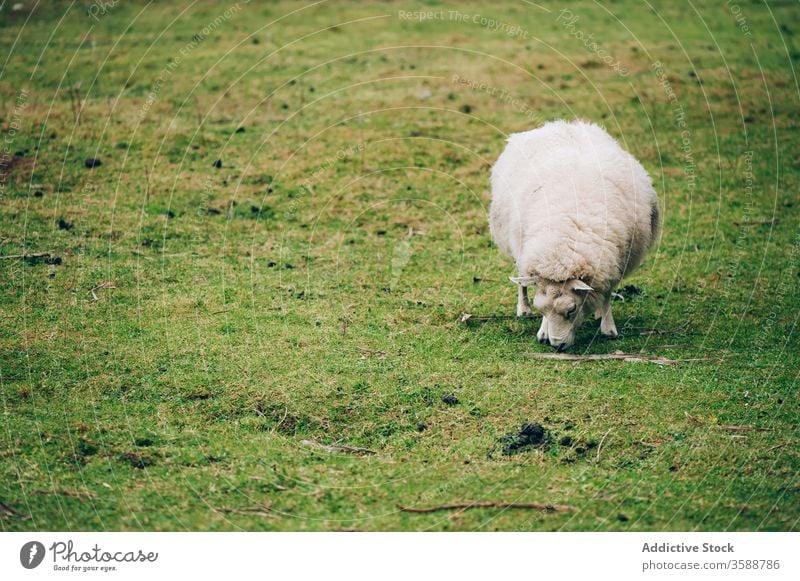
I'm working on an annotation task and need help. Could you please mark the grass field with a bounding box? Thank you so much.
[1,0,798,532]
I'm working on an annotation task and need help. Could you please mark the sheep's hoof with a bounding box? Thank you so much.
[517,307,533,317]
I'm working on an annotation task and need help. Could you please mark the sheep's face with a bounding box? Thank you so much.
[532,279,594,350]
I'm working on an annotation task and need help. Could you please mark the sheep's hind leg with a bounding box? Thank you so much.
[598,295,618,339]
[537,317,549,343]
[516,284,532,317]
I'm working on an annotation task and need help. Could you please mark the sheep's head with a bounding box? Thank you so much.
[511,276,594,350]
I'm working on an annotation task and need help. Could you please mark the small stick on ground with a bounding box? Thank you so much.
[89,281,116,301]
[622,321,691,336]
[461,313,537,324]
[0,252,52,260]
[34,488,97,500]
[524,352,714,365]
[685,411,704,425]
[0,501,28,519]
[301,439,376,456]
[397,501,575,514]
[357,347,387,360]
[766,441,792,452]
[213,506,274,519]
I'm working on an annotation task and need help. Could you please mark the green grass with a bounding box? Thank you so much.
[1,0,798,531]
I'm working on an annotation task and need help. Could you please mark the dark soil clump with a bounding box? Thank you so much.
[500,422,550,455]
[119,452,154,469]
[619,284,642,297]
[441,394,459,406]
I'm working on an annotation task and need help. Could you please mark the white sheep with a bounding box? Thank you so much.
[489,120,660,350]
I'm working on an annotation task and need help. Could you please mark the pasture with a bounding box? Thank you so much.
[1,0,798,531]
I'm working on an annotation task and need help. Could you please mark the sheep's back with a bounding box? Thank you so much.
[490,120,658,288]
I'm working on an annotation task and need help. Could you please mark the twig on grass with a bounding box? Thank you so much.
[301,439,376,456]
[213,505,274,519]
[622,320,691,336]
[34,488,97,500]
[461,313,537,324]
[524,352,714,366]
[357,347,387,359]
[766,441,792,453]
[0,252,52,260]
[685,412,704,425]
[90,281,116,301]
[0,501,29,519]
[397,501,575,514]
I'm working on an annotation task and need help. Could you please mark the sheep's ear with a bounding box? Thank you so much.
[571,280,594,293]
[509,276,538,287]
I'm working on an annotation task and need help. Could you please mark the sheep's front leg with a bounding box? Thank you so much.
[536,316,549,343]
[516,284,532,317]
[598,295,618,338]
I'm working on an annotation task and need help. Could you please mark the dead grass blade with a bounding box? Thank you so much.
[595,428,612,462]
[525,352,714,365]
[397,501,575,513]
[734,218,779,227]
[33,488,98,500]
[685,414,771,433]
[301,439,376,456]
[718,425,771,432]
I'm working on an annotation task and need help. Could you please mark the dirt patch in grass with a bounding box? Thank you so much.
[118,452,155,469]
[499,422,550,455]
